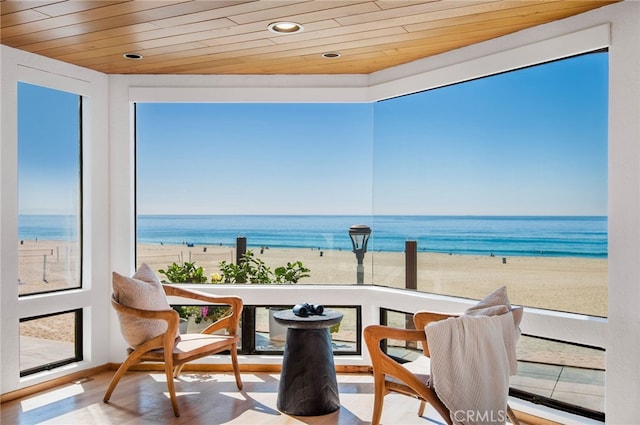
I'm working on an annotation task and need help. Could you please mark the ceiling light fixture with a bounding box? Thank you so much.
[123,53,143,60]
[267,21,304,34]
[322,52,341,59]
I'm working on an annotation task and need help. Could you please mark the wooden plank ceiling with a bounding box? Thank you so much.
[1,0,617,75]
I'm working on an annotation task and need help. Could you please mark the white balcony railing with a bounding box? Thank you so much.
[156,283,606,365]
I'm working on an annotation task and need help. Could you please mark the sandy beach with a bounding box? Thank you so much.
[17,240,607,369]
[18,240,607,318]
[134,242,607,317]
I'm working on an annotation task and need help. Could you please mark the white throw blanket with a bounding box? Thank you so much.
[425,312,518,425]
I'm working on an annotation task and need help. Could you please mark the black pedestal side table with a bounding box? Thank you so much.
[273,309,343,416]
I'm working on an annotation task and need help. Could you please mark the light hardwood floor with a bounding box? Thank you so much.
[2,370,456,425]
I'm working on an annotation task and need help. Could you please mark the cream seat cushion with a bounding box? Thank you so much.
[113,263,177,348]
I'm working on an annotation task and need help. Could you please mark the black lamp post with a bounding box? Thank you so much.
[349,224,372,284]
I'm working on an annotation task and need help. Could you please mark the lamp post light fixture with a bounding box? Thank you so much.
[349,224,372,284]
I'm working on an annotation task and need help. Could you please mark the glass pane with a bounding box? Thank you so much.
[256,306,286,352]
[172,304,235,332]
[135,103,374,285]
[372,52,608,317]
[18,82,81,295]
[513,335,605,414]
[329,306,359,354]
[382,310,422,360]
[20,311,81,375]
[254,306,359,354]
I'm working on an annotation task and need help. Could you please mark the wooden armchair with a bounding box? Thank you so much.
[364,310,522,425]
[103,284,243,417]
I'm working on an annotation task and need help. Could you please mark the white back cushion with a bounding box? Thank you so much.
[112,263,176,348]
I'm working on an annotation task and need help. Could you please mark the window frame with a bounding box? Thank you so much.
[17,82,84,297]
[19,308,84,377]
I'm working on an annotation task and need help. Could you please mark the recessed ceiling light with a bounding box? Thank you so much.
[123,53,143,60]
[322,52,341,59]
[267,21,304,34]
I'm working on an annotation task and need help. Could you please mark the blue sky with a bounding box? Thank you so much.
[18,52,608,216]
[136,102,374,215]
[373,52,608,215]
[18,82,80,215]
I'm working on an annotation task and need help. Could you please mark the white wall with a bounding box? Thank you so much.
[2,1,639,422]
[603,3,640,423]
[0,46,110,392]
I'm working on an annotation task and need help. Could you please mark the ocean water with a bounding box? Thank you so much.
[19,215,607,258]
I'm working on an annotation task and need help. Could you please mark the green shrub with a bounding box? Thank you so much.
[217,250,310,284]
[274,261,310,283]
[218,250,271,283]
[158,261,207,283]
[159,261,223,324]
[159,252,310,323]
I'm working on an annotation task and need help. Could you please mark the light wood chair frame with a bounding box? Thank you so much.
[103,284,243,417]
[364,310,521,425]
